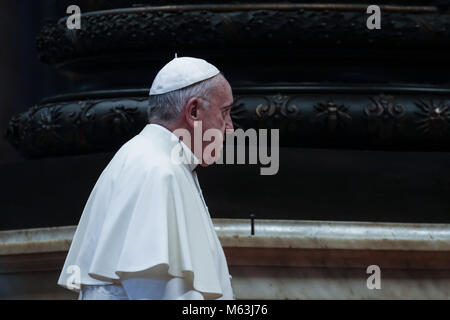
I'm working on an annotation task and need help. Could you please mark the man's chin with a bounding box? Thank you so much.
[200,157,218,167]
[200,155,221,167]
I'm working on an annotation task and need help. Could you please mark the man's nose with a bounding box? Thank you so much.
[225,116,234,134]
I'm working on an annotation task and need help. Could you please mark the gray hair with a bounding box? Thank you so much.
[147,73,223,123]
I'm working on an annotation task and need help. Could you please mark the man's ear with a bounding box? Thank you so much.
[184,97,200,128]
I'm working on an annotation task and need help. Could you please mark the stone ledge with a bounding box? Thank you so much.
[215,219,450,251]
[1,219,450,299]
[1,219,450,255]
[1,219,449,273]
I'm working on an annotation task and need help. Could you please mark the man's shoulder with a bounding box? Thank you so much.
[113,134,183,177]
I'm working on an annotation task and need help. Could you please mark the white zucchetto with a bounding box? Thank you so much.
[149,56,220,95]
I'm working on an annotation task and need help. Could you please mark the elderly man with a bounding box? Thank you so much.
[57,57,235,300]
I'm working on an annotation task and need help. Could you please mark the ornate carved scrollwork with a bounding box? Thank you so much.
[415,100,450,137]
[365,94,406,140]
[36,5,450,67]
[5,3,450,156]
[312,101,352,132]
[5,88,450,157]
[5,98,148,157]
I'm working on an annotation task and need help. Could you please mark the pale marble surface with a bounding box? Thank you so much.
[230,266,450,300]
[2,266,449,300]
[0,226,74,255]
[215,219,450,251]
[1,220,450,299]
[1,219,450,255]
[0,270,76,300]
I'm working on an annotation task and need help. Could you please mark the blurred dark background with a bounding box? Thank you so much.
[1,1,449,230]
[0,0,63,164]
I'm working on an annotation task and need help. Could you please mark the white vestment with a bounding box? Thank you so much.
[57,124,234,300]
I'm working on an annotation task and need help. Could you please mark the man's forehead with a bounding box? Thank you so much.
[221,92,234,108]
[210,78,233,104]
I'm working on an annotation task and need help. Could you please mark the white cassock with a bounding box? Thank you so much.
[57,124,235,300]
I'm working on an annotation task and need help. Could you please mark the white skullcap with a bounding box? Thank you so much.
[149,56,220,95]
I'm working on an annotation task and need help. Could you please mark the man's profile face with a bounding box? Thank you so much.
[203,75,234,135]
[198,75,234,166]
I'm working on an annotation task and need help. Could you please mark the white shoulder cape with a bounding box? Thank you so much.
[57,124,233,300]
